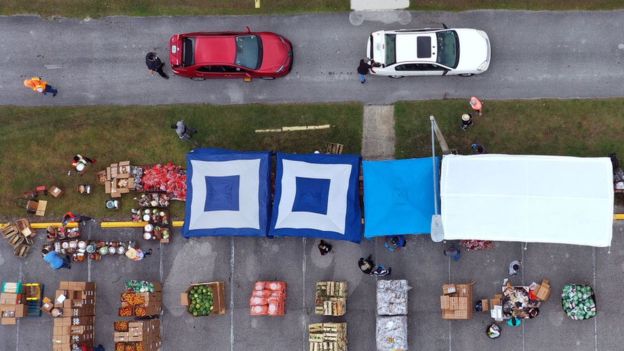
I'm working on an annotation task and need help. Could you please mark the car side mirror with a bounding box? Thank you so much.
[442,23,448,29]
[245,26,251,33]
[244,74,252,82]
[442,70,449,75]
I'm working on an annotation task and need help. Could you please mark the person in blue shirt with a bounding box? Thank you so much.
[42,247,71,270]
[384,235,407,252]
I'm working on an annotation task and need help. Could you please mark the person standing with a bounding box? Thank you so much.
[384,235,406,252]
[509,260,521,275]
[23,76,57,97]
[42,248,71,270]
[461,113,473,131]
[469,96,483,116]
[471,143,486,154]
[444,246,461,261]
[171,120,197,140]
[358,255,391,276]
[318,240,332,255]
[357,59,375,84]
[72,154,95,173]
[145,52,169,79]
[358,255,375,274]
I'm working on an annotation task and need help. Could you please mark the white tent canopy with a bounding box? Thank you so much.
[440,154,614,247]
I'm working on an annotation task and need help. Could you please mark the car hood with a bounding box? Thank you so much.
[455,29,490,71]
[258,34,291,72]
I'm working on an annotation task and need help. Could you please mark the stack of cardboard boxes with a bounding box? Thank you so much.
[99,161,137,198]
[314,281,347,316]
[51,281,96,351]
[308,322,348,351]
[440,283,474,320]
[376,280,409,351]
[114,319,161,351]
[115,281,162,351]
[118,283,162,318]
[0,282,27,325]
[249,281,287,316]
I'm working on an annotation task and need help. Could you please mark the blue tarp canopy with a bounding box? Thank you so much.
[183,148,271,238]
[269,153,362,243]
[363,157,440,238]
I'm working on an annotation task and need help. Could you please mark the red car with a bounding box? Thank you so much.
[169,29,293,80]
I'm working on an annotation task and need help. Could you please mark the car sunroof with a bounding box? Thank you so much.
[417,36,432,58]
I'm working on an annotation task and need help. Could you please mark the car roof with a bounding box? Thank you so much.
[193,35,237,65]
[395,32,437,63]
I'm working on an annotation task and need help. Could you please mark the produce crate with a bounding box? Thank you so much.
[180,281,226,316]
[309,322,347,351]
[315,281,347,316]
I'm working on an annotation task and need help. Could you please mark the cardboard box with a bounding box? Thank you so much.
[481,299,490,312]
[36,200,47,216]
[114,332,130,342]
[441,283,474,320]
[534,279,551,301]
[49,186,63,198]
[180,281,226,315]
[442,284,456,295]
[440,295,450,309]
[1,317,16,325]
[0,293,19,305]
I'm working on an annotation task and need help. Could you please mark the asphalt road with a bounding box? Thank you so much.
[2,10,624,106]
[1,222,624,351]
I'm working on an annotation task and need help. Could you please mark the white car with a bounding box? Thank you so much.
[366,27,491,78]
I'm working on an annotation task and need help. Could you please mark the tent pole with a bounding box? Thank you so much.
[430,116,439,215]
[429,115,450,155]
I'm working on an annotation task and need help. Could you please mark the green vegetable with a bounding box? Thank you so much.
[188,285,215,317]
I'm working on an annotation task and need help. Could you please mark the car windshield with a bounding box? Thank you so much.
[235,35,261,70]
[385,34,396,65]
[436,30,459,68]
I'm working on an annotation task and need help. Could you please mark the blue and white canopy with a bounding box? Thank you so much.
[363,157,440,238]
[269,153,362,243]
[183,148,271,238]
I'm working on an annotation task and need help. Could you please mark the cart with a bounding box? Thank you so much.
[1,282,43,317]
[24,283,43,317]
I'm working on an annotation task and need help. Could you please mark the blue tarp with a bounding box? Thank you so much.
[183,148,271,238]
[269,153,362,243]
[363,157,440,238]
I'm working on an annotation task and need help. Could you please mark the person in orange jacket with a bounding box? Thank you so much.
[23,76,57,96]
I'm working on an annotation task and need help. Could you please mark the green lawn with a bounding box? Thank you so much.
[395,99,624,159]
[410,0,624,11]
[1,0,622,17]
[0,0,349,17]
[0,103,362,221]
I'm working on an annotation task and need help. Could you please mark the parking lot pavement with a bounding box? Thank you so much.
[1,221,624,350]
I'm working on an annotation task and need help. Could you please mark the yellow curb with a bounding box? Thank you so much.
[100,221,184,228]
[1,222,78,229]
[2,221,183,229]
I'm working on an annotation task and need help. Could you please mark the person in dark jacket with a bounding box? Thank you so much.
[357,59,375,84]
[145,52,169,79]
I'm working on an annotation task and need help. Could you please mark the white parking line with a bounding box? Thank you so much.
[16,262,22,351]
[87,224,92,282]
[448,251,451,351]
[159,241,164,351]
[521,243,526,351]
[230,237,235,351]
[302,238,307,351]
[593,247,598,351]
